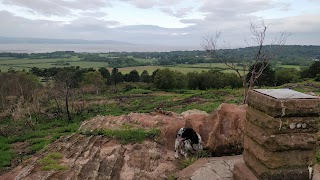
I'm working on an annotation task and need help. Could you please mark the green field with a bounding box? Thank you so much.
[0,55,301,74]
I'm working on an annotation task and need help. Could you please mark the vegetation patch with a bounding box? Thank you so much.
[39,152,67,171]
[179,157,198,169]
[81,128,160,144]
[0,137,14,167]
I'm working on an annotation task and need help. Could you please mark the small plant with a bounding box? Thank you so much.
[167,174,176,180]
[179,157,197,169]
[39,152,67,171]
[316,149,320,163]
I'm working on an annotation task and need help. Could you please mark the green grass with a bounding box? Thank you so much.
[275,64,303,70]
[0,138,14,167]
[39,152,67,171]
[81,128,160,144]
[179,157,198,169]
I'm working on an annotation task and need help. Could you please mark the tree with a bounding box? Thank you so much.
[202,20,289,103]
[141,70,151,83]
[54,70,77,121]
[174,71,188,89]
[111,68,123,86]
[187,72,199,89]
[301,61,320,78]
[0,71,42,130]
[275,68,300,86]
[81,71,105,94]
[247,62,276,86]
[127,69,140,82]
[153,68,175,89]
[98,67,111,80]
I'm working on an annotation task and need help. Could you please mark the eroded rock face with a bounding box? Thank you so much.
[1,134,178,180]
[205,103,247,156]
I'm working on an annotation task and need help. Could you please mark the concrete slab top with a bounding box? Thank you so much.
[253,89,319,99]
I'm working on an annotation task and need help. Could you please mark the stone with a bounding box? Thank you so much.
[205,103,247,156]
[184,112,211,143]
[247,89,320,118]
[244,135,316,169]
[233,162,258,180]
[246,106,319,134]
[244,150,312,180]
[245,119,318,151]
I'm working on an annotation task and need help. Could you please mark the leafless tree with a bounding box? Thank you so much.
[202,20,290,103]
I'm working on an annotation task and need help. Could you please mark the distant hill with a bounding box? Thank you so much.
[0,36,133,45]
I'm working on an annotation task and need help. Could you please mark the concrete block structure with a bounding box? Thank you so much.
[233,89,320,180]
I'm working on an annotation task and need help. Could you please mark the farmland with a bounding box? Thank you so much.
[0,54,303,73]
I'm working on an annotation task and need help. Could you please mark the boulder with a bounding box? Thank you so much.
[205,103,247,156]
[184,110,210,143]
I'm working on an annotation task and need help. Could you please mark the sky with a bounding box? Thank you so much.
[0,0,319,48]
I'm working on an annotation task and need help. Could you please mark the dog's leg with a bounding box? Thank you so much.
[175,138,181,158]
[182,140,192,158]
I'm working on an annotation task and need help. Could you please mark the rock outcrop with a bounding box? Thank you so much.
[1,103,247,179]
[205,103,247,156]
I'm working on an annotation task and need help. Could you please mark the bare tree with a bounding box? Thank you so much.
[202,20,290,103]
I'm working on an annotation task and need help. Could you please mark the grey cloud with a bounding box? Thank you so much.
[2,0,71,16]
[118,0,182,9]
[160,7,193,18]
[1,0,110,16]
[80,11,108,18]
[0,10,65,38]
[199,0,286,18]
[64,17,120,32]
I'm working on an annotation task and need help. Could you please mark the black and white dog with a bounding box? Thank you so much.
[175,127,203,158]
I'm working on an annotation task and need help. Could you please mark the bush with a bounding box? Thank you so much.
[126,88,153,94]
[315,74,320,82]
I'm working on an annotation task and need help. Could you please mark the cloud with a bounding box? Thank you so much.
[64,17,120,32]
[0,0,319,47]
[0,10,64,38]
[118,0,182,9]
[160,6,194,18]
[80,11,108,18]
[1,0,110,16]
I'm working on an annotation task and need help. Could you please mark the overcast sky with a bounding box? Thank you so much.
[0,0,319,48]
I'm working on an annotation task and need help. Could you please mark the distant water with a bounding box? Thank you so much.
[0,44,202,53]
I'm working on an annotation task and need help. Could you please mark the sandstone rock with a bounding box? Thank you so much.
[206,103,247,156]
[245,119,318,151]
[184,112,210,143]
[1,134,179,180]
[244,150,312,180]
[247,106,319,134]
[233,162,258,180]
[244,135,316,169]
[247,90,320,118]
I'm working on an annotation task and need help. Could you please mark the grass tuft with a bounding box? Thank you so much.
[81,128,160,144]
[39,152,67,171]
[179,157,197,169]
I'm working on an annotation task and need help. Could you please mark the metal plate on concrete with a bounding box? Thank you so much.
[253,89,318,99]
